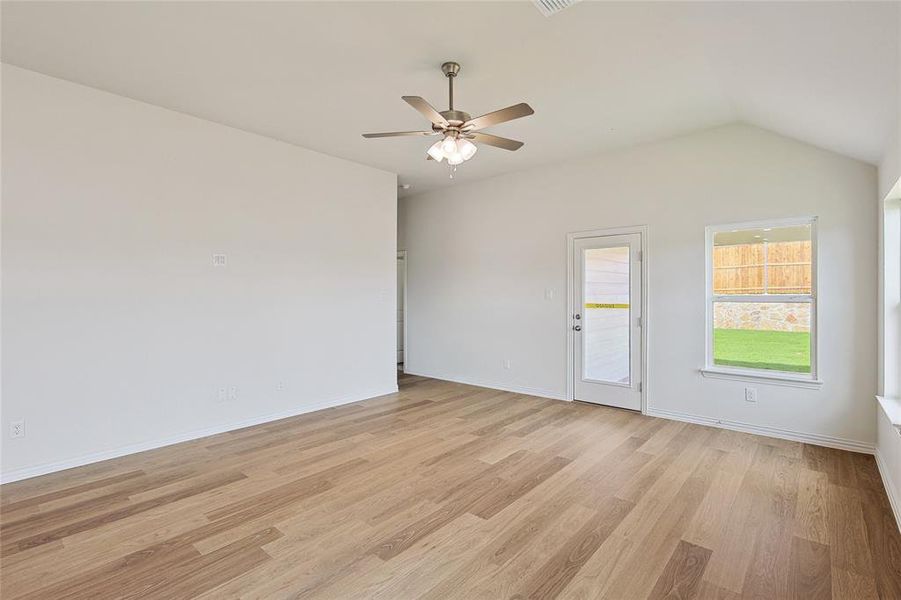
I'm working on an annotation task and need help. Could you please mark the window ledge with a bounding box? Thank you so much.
[876,396,901,428]
[700,367,823,389]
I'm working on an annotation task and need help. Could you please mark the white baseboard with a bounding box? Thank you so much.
[0,385,398,485]
[403,370,567,402]
[875,447,901,533]
[645,407,874,454]
[405,373,875,455]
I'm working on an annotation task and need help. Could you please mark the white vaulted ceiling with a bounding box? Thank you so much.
[2,1,898,196]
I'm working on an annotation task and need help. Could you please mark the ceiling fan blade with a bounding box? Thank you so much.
[362,131,437,138]
[462,103,534,131]
[468,132,524,151]
[402,96,449,127]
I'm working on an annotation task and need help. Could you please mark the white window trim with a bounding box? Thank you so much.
[701,216,822,388]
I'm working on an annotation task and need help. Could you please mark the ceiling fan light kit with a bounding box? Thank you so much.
[428,136,477,165]
[362,62,534,177]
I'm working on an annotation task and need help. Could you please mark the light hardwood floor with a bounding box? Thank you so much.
[1,374,899,599]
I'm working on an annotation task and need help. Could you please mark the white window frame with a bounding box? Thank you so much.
[701,216,823,388]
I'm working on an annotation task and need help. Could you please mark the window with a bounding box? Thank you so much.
[704,218,818,384]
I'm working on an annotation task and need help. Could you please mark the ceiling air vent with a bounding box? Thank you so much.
[531,0,581,17]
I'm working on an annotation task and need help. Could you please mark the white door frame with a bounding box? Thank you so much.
[397,250,407,373]
[565,225,649,413]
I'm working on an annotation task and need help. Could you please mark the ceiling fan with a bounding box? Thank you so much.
[362,62,534,170]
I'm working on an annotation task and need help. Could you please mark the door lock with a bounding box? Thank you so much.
[573,325,582,331]
[574,314,581,320]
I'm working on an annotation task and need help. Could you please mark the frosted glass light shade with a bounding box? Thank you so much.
[427,140,445,162]
[457,138,477,160]
[441,136,458,154]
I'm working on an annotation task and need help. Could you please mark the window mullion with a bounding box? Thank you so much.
[712,294,813,303]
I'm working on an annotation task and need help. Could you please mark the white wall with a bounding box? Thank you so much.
[400,123,878,448]
[877,8,901,400]
[880,133,900,204]
[1,65,398,481]
[878,5,901,204]
[876,397,901,529]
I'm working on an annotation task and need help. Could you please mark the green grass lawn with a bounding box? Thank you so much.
[713,328,811,373]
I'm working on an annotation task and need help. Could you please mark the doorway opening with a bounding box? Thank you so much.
[397,251,407,376]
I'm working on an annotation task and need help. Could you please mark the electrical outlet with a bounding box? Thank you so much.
[217,386,228,402]
[228,386,238,401]
[503,359,512,370]
[276,382,286,392]
[544,288,555,300]
[744,387,758,403]
[10,420,25,439]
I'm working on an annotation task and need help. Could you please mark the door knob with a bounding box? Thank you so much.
[573,325,582,331]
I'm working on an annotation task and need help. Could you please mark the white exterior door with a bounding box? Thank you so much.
[572,234,642,410]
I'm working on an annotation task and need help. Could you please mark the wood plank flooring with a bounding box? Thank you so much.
[1,374,899,599]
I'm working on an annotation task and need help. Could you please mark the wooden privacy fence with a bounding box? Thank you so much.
[713,241,811,295]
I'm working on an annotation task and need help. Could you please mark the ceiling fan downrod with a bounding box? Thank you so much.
[441,61,460,111]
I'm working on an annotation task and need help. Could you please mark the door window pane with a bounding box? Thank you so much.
[713,301,811,373]
[583,246,630,384]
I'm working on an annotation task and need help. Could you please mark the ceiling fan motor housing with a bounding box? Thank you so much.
[434,110,472,130]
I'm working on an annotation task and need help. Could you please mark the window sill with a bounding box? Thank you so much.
[699,367,823,389]
[876,396,901,428]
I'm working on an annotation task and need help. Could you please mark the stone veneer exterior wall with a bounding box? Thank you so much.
[714,302,810,333]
